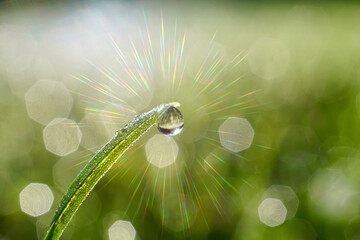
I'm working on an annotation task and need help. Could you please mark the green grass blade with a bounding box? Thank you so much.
[44,103,177,240]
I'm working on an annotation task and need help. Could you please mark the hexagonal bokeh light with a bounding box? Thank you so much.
[308,168,358,220]
[19,183,54,217]
[25,80,73,125]
[263,185,299,219]
[145,134,179,168]
[43,118,82,156]
[108,220,136,240]
[218,117,254,153]
[258,198,287,227]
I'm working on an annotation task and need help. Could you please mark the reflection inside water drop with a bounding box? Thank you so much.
[158,106,184,136]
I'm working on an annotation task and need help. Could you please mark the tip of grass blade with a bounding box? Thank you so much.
[43,103,178,240]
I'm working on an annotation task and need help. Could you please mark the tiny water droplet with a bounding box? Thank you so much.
[158,106,184,136]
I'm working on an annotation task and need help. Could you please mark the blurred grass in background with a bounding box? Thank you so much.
[1,0,360,239]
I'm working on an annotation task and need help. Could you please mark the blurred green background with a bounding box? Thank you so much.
[1,0,360,239]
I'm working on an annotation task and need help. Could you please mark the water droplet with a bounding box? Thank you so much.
[158,106,184,136]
